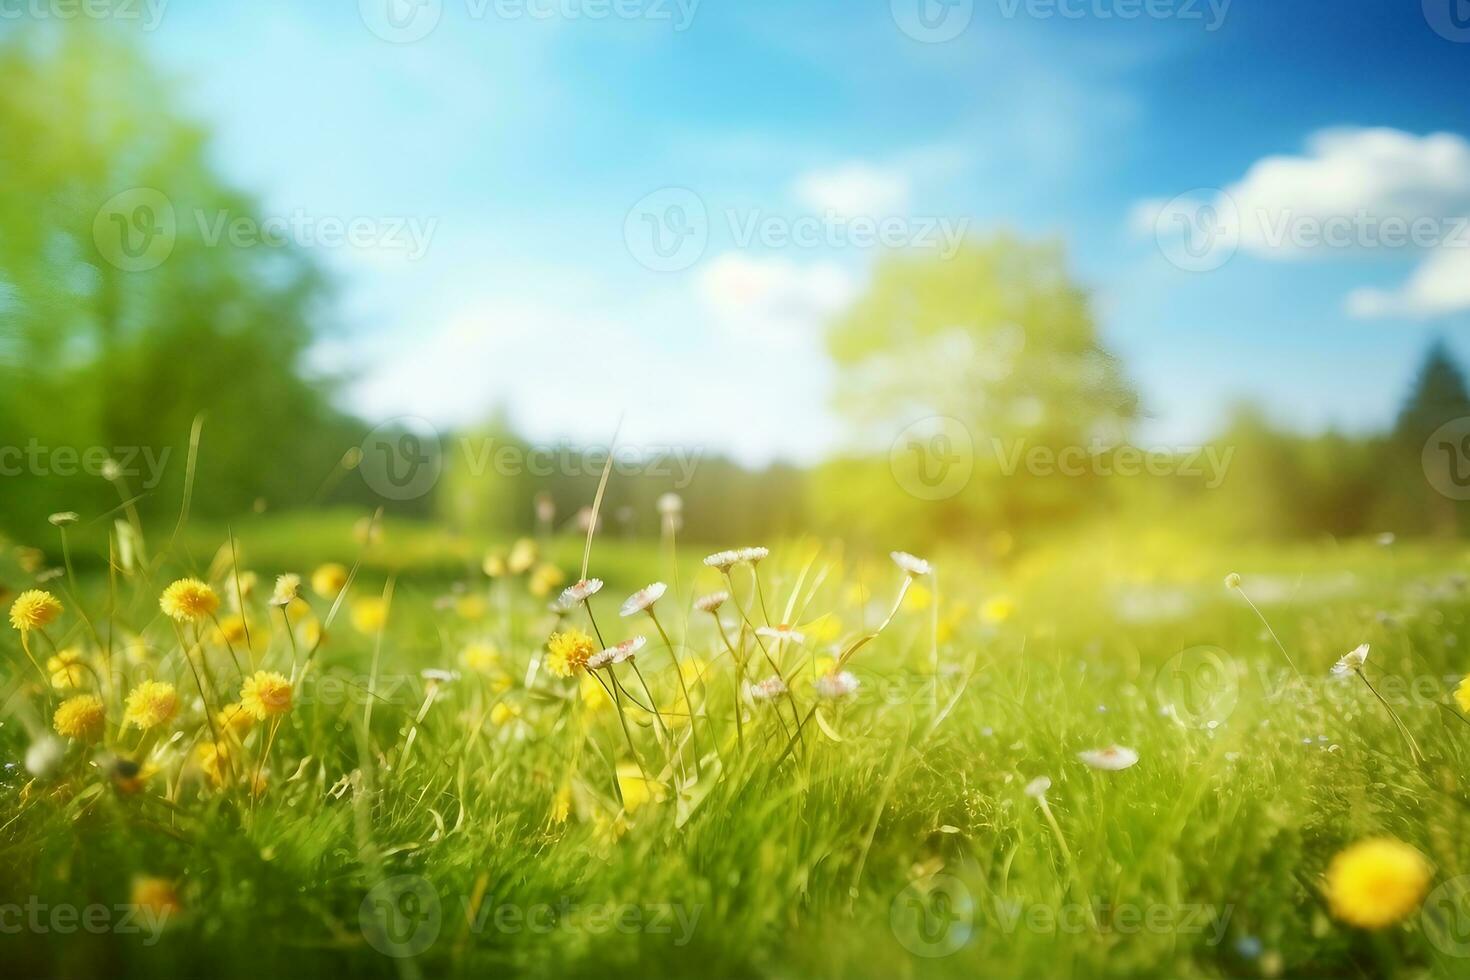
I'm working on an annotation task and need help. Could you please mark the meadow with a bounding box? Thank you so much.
[4,502,1470,979]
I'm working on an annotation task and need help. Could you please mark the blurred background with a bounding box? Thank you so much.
[3,4,1470,552]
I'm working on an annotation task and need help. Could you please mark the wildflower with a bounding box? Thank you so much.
[546,628,596,677]
[270,574,301,607]
[508,538,538,575]
[656,492,682,517]
[9,589,62,632]
[421,668,459,686]
[756,624,805,645]
[47,648,86,689]
[53,694,105,742]
[1324,838,1431,929]
[529,563,565,599]
[240,670,292,720]
[196,741,232,787]
[47,512,79,526]
[1224,572,1241,589]
[1077,745,1140,771]
[217,702,255,737]
[551,784,573,824]
[1456,676,1470,714]
[490,702,521,726]
[25,736,65,778]
[159,578,219,623]
[351,596,388,633]
[891,551,933,577]
[815,670,860,700]
[981,596,1015,624]
[124,681,179,730]
[1332,643,1369,677]
[703,550,740,571]
[130,877,182,925]
[737,546,770,564]
[620,582,667,617]
[311,563,349,598]
[1023,776,1052,799]
[461,642,500,674]
[694,591,728,614]
[560,579,603,604]
[746,676,787,701]
[616,761,665,813]
[588,636,645,670]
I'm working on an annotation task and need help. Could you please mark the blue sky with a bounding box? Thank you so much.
[118,0,1470,461]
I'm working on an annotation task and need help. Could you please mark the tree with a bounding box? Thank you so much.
[0,26,356,532]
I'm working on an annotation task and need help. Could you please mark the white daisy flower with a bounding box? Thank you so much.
[1331,643,1369,677]
[890,551,932,577]
[619,582,667,617]
[703,550,740,571]
[560,578,604,604]
[736,546,770,563]
[746,676,787,701]
[815,671,860,700]
[589,635,646,669]
[1023,776,1052,799]
[656,492,683,516]
[1077,745,1140,771]
[420,668,460,684]
[756,624,805,645]
[693,591,729,614]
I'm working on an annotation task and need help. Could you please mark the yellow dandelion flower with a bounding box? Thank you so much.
[615,762,665,813]
[124,681,179,730]
[269,573,301,607]
[490,702,521,726]
[195,741,232,787]
[54,694,106,742]
[461,642,500,673]
[507,538,537,575]
[47,647,87,689]
[351,596,387,633]
[1456,675,1470,714]
[217,701,256,738]
[529,563,565,599]
[311,563,349,598]
[551,784,572,824]
[1325,838,1432,929]
[130,876,182,923]
[9,589,62,632]
[240,670,292,720]
[159,578,219,623]
[981,596,1016,624]
[545,628,595,678]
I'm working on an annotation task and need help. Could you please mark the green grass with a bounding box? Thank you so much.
[4,515,1470,978]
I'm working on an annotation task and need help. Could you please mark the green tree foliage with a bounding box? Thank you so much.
[0,26,355,532]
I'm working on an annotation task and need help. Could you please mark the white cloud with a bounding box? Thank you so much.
[1346,247,1470,319]
[696,253,859,350]
[791,162,910,218]
[1133,128,1470,318]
